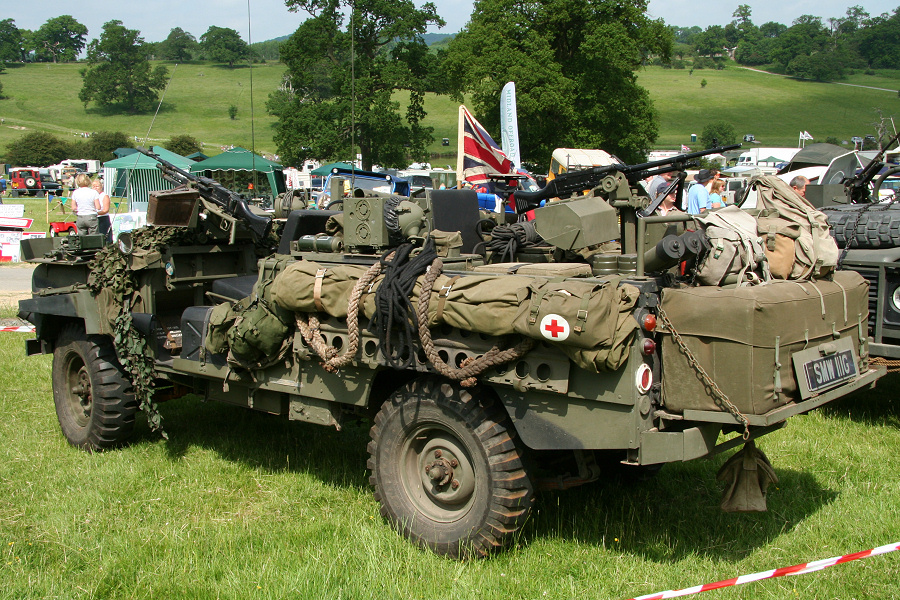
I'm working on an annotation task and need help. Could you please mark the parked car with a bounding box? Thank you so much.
[9,168,62,197]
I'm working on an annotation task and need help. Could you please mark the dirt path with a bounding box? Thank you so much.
[738,66,898,92]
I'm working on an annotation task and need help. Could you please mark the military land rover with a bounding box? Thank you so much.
[18,147,883,558]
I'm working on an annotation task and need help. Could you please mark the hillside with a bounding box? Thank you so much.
[0,61,898,166]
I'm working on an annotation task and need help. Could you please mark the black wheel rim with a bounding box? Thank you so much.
[400,423,477,522]
[63,352,92,427]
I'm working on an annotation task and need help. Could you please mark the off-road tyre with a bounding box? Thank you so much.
[52,324,138,451]
[823,205,900,249]
[367,377,534,559]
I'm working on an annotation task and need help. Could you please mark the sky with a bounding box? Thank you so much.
[9,0,899,45]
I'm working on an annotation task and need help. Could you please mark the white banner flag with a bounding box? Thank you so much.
[500,82,521,171]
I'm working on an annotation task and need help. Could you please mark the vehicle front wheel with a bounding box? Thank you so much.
[52,324,138,451]
[367,378,534,558]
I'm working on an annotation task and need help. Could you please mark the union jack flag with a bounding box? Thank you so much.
[457,105,512,185]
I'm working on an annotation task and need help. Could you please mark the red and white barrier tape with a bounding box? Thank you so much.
[629,541,900,600]
[0,325,34,333]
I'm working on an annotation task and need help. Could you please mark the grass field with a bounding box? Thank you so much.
[0,305,898,598]
[2,61,899,166]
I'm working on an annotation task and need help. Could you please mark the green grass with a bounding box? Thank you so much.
[0,315,898,598]
[0,61,284,157]
[1,61,899,165]
[639,64,900,149]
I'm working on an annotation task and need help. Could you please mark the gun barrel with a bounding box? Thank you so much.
[135,147,272,241]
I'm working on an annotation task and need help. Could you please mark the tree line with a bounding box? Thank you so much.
[2,2,899,171]
[670,4,900,81]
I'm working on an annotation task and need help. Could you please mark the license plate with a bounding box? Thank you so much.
[803,349,858,393]
[792,336,860,399]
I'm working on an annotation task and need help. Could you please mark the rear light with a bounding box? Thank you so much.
[641,338,656,355]
[642,313,657,332]
[636,363,652,394]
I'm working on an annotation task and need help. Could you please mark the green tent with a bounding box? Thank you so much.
[311,162,354,176]
[102,146,194,212]
[189,147,286,201]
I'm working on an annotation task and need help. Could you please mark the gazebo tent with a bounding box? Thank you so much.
[189,147,286,201]
[102,147,194,212]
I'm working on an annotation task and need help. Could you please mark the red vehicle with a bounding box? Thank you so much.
[9,168,62,197]
[49,221,77,236]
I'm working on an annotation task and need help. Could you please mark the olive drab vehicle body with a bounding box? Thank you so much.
[19,147,883,558]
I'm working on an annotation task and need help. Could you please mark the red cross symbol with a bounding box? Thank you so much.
[544,319,565,338]
[539,314,569,341]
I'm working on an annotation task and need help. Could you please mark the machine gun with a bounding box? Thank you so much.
[512,144,741,213]
[844,131,900,204]
[136,147,273,241]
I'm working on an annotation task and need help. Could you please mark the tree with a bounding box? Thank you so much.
[72,130,131,161]
[856,7,900,68]
[0,19,24,63]
[158,27,197,62]
[200,26,248,67]
[32,16,87,63]
[441,0,671,166]
[700,121,736,149]
[3,131,72,165]
[693,25,727,57]
[79,21,169,114]
[268,0,444,170]
[164,134,202,156]
[228,105,238,120]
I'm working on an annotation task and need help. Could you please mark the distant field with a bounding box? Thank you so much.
[0,61,284,157]
[1,61,898,165]
[639,65,900,149]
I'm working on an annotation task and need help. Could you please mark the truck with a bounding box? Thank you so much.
[735,147,800,169]
[18,146,883,559]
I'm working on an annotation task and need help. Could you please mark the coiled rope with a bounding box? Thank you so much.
[415,257,534,387]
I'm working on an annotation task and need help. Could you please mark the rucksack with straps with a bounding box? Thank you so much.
[694,205,771,286]
[750,175,838,280]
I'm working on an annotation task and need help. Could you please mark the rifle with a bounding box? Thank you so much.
[512,144,742,212]
[136,147,273,241]
[844,131,900,203]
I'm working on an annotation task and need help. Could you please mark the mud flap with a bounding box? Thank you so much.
[716,441,779,512]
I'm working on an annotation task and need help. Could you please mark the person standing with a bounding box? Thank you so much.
[654,182,682,216]
[709,179,726,209]
[647,170,675,203]
[0,173,6,197]
[72,173,101,235]
[687,169,715,215]
[92,178,112,241]
[790,175,809,198]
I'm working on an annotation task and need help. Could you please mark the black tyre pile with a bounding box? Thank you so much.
[822,205,900,249]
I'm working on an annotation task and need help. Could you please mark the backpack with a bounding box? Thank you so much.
[694,205,771,286]
[750,175,838,280]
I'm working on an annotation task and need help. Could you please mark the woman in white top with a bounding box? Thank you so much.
[91,178,112,241]
[72,173,101,235]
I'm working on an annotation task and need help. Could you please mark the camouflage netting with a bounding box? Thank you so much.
[87,227,201,436]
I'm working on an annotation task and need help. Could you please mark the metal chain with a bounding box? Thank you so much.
[658,308,750,439]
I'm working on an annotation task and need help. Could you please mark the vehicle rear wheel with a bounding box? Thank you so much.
[52,324,138,451]
[367,377,534,558]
